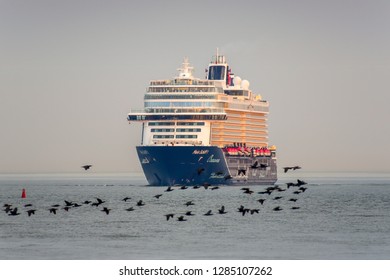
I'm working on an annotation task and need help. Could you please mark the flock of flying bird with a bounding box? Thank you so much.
[2,165,308,222]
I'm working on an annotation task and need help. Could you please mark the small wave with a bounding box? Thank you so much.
[102,234,141,239]
[346,214,388,218]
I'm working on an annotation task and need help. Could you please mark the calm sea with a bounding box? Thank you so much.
[0,172,389,260]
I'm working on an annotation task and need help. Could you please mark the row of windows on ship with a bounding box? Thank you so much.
[150,80,214,86]
[132,113,225,121]
[153,135,197,139]
[149,122,204,139]
[148,122,205,126]
[144,101,221,108]
[147,87,223,93]
[151,128,201,132]
[144,102,268,112]
[144,94,217,100]
[152,141,203,146]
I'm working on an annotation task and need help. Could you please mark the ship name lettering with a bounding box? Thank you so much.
[193,149,209,155]
[207,155,220,163]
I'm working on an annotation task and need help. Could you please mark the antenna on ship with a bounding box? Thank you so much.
[177,57,194,78]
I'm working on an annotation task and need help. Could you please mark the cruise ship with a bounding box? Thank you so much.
[127,51,277,186]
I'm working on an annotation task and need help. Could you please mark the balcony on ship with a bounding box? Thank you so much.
[149,79,215,86]
[127,108,227,122]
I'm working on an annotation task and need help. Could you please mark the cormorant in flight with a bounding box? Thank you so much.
[283,166,301,173]
[101,207,111,215]
[81,165,92,171]
[26,209,36,216]
[164,213,174,221]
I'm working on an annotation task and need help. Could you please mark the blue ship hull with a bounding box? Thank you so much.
[136,146,277,186]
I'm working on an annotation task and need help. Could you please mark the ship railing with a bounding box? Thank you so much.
[128,108,226,115]
[150,80,215,86]
[144,93,218,100]
[144,101,223,109]
[150,140,204,146]
[127,108,227,121]
[147,87,223,93]
[226,102,269,112]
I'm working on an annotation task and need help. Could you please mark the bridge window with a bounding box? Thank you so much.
[208,66,225,80]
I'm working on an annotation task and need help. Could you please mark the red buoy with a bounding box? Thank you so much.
[21,188,26,199]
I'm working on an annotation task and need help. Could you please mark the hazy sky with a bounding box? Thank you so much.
[1,0,389,173]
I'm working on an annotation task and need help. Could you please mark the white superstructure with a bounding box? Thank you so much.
[128,51,272,150]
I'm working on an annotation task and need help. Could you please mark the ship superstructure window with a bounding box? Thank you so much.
[176,135,198,139]
[225,90,249,97]
[145,94,217,99]
[177,122,205,126]
[129,115,226,121]
[135,115,146,120]
[145,101,220,108]
[176,128,201,132]
[153,135,174,139]
[147,87,222,93]
[148,122,175,126]
[151,128,175,132]
[150,80,214,86]
[208,66,225,80]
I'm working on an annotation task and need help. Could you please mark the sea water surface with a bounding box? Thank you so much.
[0,172,389,260]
